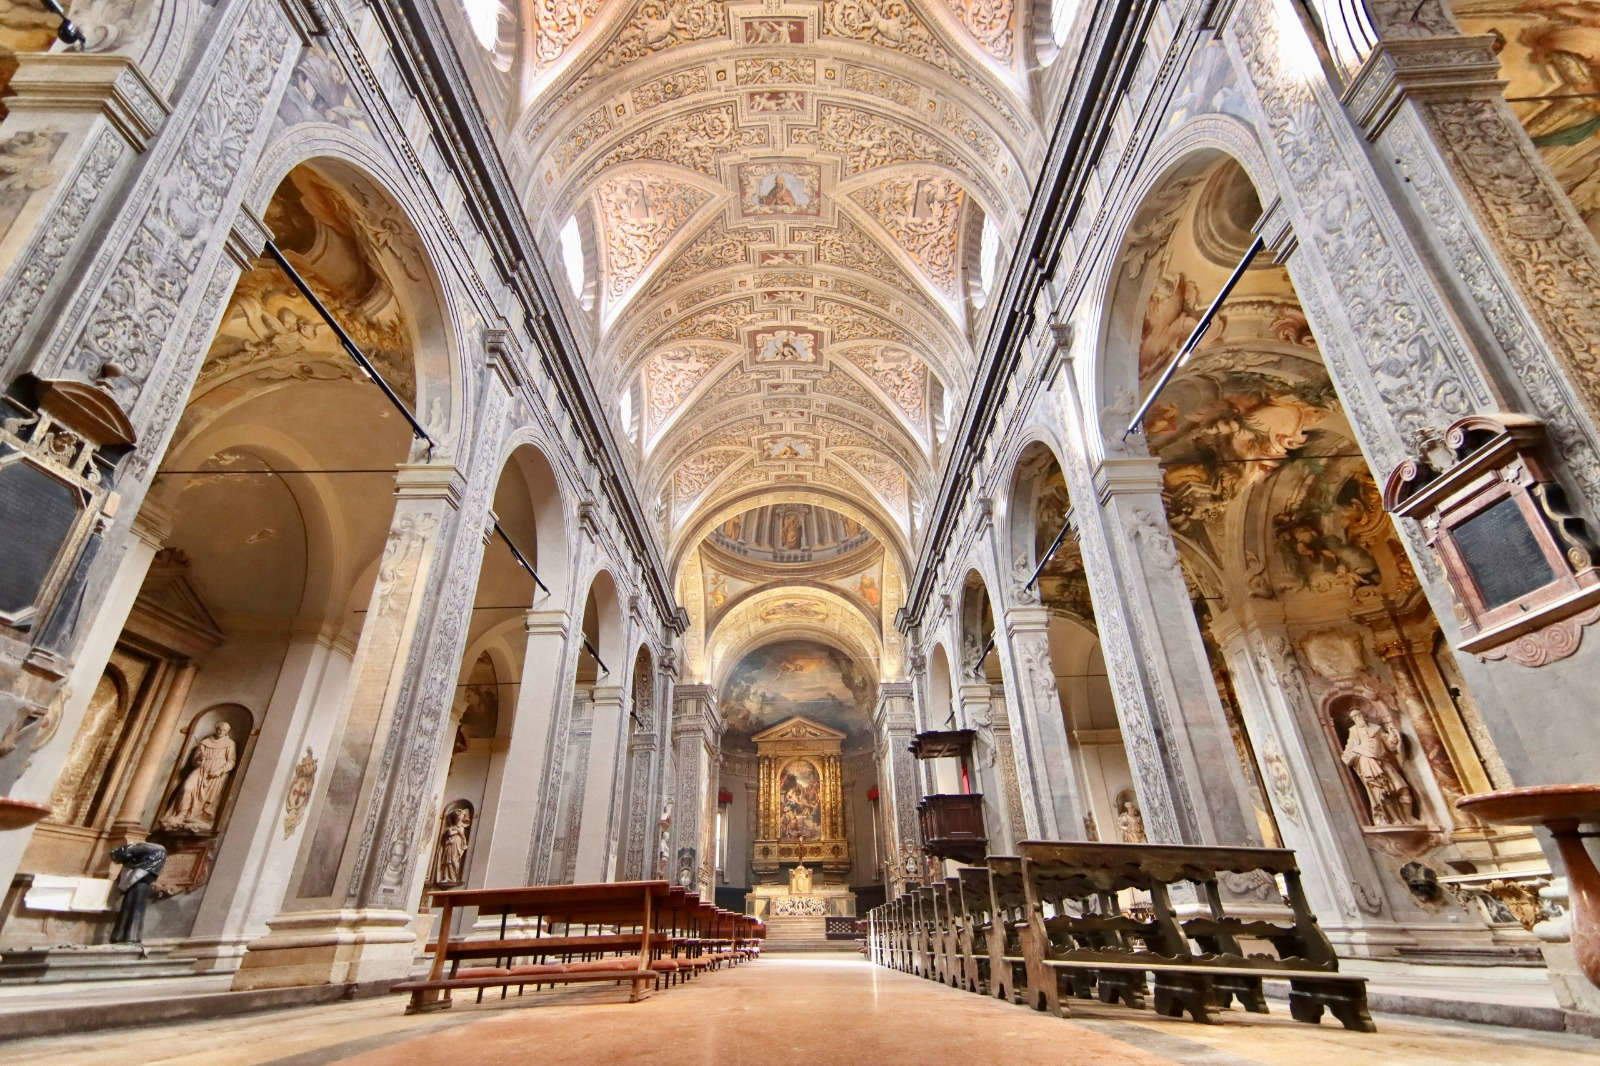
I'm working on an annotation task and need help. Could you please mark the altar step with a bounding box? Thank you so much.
[0,943,201,983]
[760,916,843,952]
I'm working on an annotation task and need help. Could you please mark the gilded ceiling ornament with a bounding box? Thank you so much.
[645,219,775,296]
[849,175,966,293]
[596,175,710,297]
[792,102,967,177]
[585,104,767,180]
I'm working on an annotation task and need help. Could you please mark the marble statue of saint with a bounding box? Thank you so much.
[788,862,813,895]
[1117,798,1147,843]
[158,723,237,833]
[1341,709,1415,825]
[434,806,472,885]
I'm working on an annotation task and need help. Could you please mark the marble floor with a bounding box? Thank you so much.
[3,953,1594,1066]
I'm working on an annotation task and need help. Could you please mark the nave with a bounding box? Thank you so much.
[5,953,1593,1066]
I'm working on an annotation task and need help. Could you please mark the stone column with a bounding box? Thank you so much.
[1218,0,1600,796]
[573,684,626,883]
[997,606,1086,840]
[1333,1,1600,467]
[231,454,492,990]
[1076,456,1259,846]
[874,682,918,890]
[475,610,573,888]
[183,623,357,970]
[1207,606,1418,954]
[108,660,197,838]
[668,684,720,895]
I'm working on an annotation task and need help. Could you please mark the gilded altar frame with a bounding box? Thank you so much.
[750,716,849,876]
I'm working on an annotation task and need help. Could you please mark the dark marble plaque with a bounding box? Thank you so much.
[0,460,80,615]
[1451,496,1555,610]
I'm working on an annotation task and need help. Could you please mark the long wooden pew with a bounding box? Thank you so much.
[396,881,671,1012]
[864,842,1374,1033]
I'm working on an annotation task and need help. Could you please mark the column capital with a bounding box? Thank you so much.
[1093,456,1163,501]
[1004,604,1052,635]
[672,684,721,740]
[7,53,170,151]
[393,463,466,508]
[1344,35,1504,140]
[523,609,570,638]
[590,684,625,705]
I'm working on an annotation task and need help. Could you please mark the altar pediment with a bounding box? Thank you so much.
[750,716,847,744]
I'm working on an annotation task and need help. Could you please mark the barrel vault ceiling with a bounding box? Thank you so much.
[490,1,1047,673]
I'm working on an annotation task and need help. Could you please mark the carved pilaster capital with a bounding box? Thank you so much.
[1343,35,1504,139]
[1093,456,1164,502]
[393,463,466,509]
[7,53,170,151]
[485,329,527,395]
[226,205,271,272]
[523,609,570,640]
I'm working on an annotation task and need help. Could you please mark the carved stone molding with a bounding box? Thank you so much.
[7,53,171,152]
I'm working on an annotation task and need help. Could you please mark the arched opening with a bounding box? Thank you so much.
[15,159,453,956]
[1105,153,1536,952]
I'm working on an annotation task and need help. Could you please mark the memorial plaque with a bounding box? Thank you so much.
[1451,496,1554,610]
[0,459,80,616]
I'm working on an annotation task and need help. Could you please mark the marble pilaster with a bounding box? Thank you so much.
[668,684,720,895]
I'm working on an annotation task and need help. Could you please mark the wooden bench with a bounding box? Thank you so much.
[984,857,1028,1005]
[395,881,672,1012]
[947,871,985,994]
[1016,841,1374,1031]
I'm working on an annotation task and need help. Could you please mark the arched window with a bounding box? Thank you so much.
[976,215,1001,307]
[1051,0,1078,48]
[462,0,500,51]
[559,216,586,300]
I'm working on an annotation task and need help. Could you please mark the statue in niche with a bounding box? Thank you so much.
[1340,708,1416,826]
[433,803,472,886]
[788,862,814,895]
[656,800,673,874]
[157,722,237,834]
[1117,798,1147,843]
[109,841,166,943]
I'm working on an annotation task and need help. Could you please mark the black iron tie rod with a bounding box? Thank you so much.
[1023,517,1075,592]
[1123,235,1264,439]
[38,0,84,44]
[261,239,435,458]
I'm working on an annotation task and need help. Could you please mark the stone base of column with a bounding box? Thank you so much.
[230,908,416,990]
[178,934,251,974]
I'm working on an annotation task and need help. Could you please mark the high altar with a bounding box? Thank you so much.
[744,717,856,919]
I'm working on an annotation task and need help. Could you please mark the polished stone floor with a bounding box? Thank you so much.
[4,953,1594,1065]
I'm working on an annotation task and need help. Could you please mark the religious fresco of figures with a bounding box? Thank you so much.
[1271,470,1385,595]
[817,559,884,614]
[750,327,820,363]
[738,162,821,218]
[719,640,877,751]
[706,504,873,564]
[1454,1,1600,234]
[702,567,759,620]
[1144,368,1337,533]
[777,757,823,840]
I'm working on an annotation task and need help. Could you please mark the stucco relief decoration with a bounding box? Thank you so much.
[597,175,710,297]
[673,448,745,500]
[530,0,602,70]
[939,0,1014,61]
[742,17,807,44]
[586,105,767,180]
[849,176,966,294]
[840,346,927,422]
[281,747,318,838]
[644,345,726,432]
